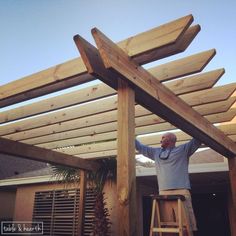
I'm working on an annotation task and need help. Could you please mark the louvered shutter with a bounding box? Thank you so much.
[32,188,96,235]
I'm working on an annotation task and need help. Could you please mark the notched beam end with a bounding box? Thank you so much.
[73,32,118,90]
[133,24,201,65]
[73,34,96,74]
[199,48,216,71]
[177,24,201,51]
[91,27,115,69]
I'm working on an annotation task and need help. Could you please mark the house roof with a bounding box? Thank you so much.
[0,153,48,179]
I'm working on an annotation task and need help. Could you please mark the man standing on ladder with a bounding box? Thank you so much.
[135,132,201,232]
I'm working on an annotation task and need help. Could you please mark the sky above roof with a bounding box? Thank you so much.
[0,0,236,87]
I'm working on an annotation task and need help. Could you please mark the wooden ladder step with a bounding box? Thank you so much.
[152,227,181,233]
[149,194,192,236]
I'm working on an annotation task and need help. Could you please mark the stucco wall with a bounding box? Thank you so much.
[14,182,63,221]
[12,179,155,236]
[13,182,119,234]
[0,190,16,220]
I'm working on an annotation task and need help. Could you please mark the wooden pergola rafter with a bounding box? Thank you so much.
[0,14,236,235]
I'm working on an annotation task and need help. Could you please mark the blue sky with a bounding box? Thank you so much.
[0,0,236,86]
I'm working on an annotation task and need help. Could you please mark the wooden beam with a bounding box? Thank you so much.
[229,155,236,206]
[0,83,116,124]
[88,28,236,157]
[118,15,193,61]
[37,131,117,149]
[0,66,222,125]
[117,79,136,235]
[74,135,234,160]
[0,57,89,108]
[78,170,87,236]
[0,15,195,108]
[77,150,117,159]
[180,83,235,106]
[74,149,116,159]
[133,24,200,64]
[73,132,236,160]
[206,107,236,123]
[56,121,236,157]
[219,122,236,135]
[0,85,229,144]
[167,68,224,95]
[2,77,231,141]
[138,123,236,146]
[193,96,235,116]
[135,106,236,137]
[3,95,234,148]
[144,133,236,154]
[0,96,118,136]
[0,137,99,171]
[27,97,235,148]
[57,133,236,158]
[148,49,216,82]
[227,191,236,235]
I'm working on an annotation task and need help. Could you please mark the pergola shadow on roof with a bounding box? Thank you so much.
[0,14,236,235]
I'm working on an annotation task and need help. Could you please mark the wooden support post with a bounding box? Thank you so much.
[228,189,236,236]
[228,158,236,207]
[78,170,87,236]
[117,79,136,236]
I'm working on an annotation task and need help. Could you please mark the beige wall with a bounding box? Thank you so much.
[12,179,155,236]
[13,182,119,234]
[14,182,63,221]
[0,190,16,220]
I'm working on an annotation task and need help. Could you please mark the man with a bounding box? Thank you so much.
[135,132,201,231]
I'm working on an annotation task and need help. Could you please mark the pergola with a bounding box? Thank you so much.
[0,14,236,235]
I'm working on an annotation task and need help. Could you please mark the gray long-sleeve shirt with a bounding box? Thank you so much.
[135,138,201,191]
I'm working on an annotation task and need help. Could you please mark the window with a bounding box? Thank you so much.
[32,188,96,236]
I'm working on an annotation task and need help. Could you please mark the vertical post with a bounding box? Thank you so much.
[229,158,236,206]
[228,191,236,236]
[228,158,236,235]
[117,79,136,236]
[78,170,87,236]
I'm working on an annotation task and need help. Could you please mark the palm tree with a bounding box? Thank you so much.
[51,157,116,236]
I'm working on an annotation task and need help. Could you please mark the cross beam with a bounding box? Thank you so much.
[92,28,236,158]
[0,15,198,108]
[0,137,99,171]
[74,30,236,158]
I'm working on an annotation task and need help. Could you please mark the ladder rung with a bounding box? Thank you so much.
[152,227,180,233]
[160,222,181,226]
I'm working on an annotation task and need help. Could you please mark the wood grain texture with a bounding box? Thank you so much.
[91,27,236,157]
[54,117,236,157]
[0,137,99,171]
[78,170,87,235]
[0,15,194,107]
[24,98,235,149]
[117,79,136,236]
[148,49,216,82]
[1,60,221,125]
[2,80,233,141]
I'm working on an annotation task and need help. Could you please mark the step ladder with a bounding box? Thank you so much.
[149,194,193,236]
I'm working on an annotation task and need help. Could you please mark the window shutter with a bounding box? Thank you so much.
[33,188,96,235]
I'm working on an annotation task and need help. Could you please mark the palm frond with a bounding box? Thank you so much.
[51,165,80,184]
[51,157,117,192]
